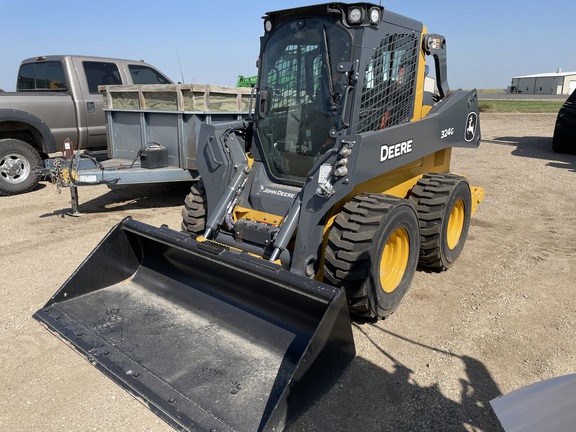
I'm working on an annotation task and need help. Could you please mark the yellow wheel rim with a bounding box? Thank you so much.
[446,199,465,250]
[379,227,410,293]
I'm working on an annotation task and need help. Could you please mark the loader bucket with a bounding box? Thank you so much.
[33,218,355,432]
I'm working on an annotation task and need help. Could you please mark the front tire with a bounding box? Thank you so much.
[324,194,420,320]
[0,138,42,196]
[409,174,472,270]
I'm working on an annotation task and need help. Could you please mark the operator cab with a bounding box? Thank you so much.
[255,6,361,183]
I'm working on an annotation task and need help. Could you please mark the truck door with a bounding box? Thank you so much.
[79,61,122,149]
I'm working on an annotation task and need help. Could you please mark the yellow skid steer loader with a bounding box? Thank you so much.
[34,3,484,431]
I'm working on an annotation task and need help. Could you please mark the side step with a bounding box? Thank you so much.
[33,218,355,432]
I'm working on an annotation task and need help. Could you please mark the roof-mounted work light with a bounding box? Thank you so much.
[344,4,382,27]
[347,7,363,24]
[368,7,381,24]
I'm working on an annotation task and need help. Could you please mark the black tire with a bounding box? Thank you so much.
[552,90,576,154]
[324,194,420,320]
[181,180,207,237]
[409,174,472,270]
[0,138,42,196]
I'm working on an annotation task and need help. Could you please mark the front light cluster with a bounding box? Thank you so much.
[346,5,381,26]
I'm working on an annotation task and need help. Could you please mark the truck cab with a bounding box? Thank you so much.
[0,55,172,195]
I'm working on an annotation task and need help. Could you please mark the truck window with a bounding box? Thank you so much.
[83,61,122,93]
[17,61,68,91]
[128,65,172,84]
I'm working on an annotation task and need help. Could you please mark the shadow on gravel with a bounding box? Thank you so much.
[288,325,504,432]
[30,182,48,193]
[483,136,576,172]
[38,182,193,218]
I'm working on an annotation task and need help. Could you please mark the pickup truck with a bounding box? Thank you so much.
[0,55,172,196]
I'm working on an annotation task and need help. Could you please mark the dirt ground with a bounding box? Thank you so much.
[0,113,574,431]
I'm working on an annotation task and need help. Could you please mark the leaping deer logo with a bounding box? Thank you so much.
[465,112,477,142]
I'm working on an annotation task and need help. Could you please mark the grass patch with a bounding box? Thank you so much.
[476,89,506,94]
[479,100,563,113]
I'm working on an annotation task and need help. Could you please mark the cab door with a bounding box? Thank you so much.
[73,59,172,150]
[75,59,122,149]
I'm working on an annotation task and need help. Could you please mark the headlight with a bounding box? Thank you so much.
[264,19,273,32]
[368,7,381,24]
[347,7,363,24]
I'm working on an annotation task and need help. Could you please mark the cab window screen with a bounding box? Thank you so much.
[83,61,121,93]
[358,33,418,133]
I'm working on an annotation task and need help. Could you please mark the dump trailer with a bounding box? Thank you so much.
[34,3,484,431]
[47,83,251,214]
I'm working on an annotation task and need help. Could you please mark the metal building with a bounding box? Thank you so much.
[509,70,576,95]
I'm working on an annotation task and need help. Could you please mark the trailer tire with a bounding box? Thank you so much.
[181,180,207,237]
[324,194,420,320]
[0,138,42,196]
[409,174,471,270]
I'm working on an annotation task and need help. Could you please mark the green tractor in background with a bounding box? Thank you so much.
[236,74,258,87]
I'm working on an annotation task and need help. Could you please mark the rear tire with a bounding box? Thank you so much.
[181,180,207,237]
[0,138,42,196]
[324,194,420,320]
[409,174,472,270]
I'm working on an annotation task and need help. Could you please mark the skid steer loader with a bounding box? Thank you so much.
[34,3,484,431]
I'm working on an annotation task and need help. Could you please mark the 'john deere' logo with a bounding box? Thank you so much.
[465,112,478,142]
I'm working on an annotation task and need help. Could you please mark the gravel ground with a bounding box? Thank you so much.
[0,113,574,431]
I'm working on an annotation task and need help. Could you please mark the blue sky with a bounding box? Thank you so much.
[1,1,575,91]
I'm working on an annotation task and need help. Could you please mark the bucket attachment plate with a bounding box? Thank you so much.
[33,218,355,432]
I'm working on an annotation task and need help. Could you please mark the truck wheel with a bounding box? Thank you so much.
[324,194,420,320]
[181,180,207,237]
[0,138,42,196]
[409,174,472,270]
